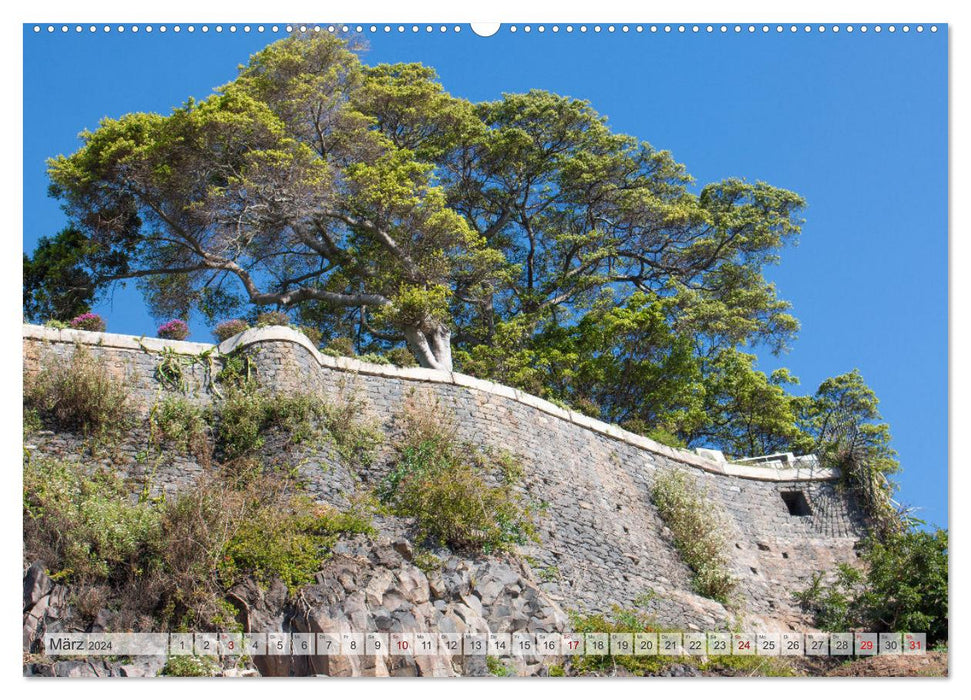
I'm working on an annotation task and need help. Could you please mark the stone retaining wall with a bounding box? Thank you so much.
[23,324,867,631]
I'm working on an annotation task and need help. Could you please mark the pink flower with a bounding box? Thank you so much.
[157,319,190,341]
[69,313,106,332]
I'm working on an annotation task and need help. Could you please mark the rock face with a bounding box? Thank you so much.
[22,324,870,677]
[22,535,568,678]
[225,536,567,677]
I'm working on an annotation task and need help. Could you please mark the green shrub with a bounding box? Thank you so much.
[298,325,323,348]
[323,337,356,357]
[25,346,132,439]
[255,311,290,327]
[320,391,383,467]
[486,656,514,677]
[411,549,443,573]
[795,564,864,633]
[386,347,418,367]
[160,655,218,677]
[216,350,256,388]
[24,454,374,630]
[23,457,162,582]
[217,383,323,459]
[23,407,42,436]
[697,654,797,677]
[650,470,735,603]
[217,487,374,591]
[379,402,534,553]
[214,376,381,467]
[358,352,392,365]
[567,608,675,676]
[150,396,211,464]
[798,529,948,645]
[213,319,250,343]
[44,319,69,330]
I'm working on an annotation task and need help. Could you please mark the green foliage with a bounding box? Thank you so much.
[800,370,900,532]
[150,396,211,464]
[24,454,373,631]
[217,383,324,459]
[216,350,257,388]
[798,529,948,645]
[324,337,356,357]
[24,346,132,440]
[650,470,735,603]
[160,655,218,677]
[567,608,675,676]
[318,391,383,467]
[379,401,534,553]
[256,311,291,328]
[695,348,814,458]
[23,457,162,582]
[641,427,687,449]
[23,227,102,323]
[358,352,392,365]
[44,34,807,374]
[297,325,323,347]
[696,654,797,677]
[486,656,514,677]
[411,549,443,573]
[385,347,418,367]
[796,564,864,632]
[218,490,373,591]
[154,347,188,392]
[23,407,42,436]
[213,319,250,343]
[802,369,898,474]
[155,472,374,627]
[214,378,381,467]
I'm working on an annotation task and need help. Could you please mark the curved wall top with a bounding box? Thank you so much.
[23,323,838,484]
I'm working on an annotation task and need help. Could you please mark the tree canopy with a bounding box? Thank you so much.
[32,33,900,468]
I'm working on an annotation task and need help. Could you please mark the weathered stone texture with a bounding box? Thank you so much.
[23,324,866,634]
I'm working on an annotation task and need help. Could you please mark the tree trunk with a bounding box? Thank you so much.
[403,322,453,372]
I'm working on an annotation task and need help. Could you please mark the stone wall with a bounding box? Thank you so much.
[23,324,867,632]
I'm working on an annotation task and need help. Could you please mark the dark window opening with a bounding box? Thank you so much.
[781,491,812,517]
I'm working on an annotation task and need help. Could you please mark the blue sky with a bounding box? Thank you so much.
[22,25,948,527]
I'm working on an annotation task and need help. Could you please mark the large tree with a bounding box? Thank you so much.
[48,36,500,370]
[46,34,803,374]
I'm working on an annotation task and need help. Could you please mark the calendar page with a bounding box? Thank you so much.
[19,13,948,681]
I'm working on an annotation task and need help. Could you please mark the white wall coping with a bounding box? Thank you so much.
[24,323,841,483]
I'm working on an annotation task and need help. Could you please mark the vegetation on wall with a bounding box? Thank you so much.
[378,400,534,553]
[23,455,375,630]
[27,32,909,472]
[650,470,735,604]
[20,30,945,661]
[566,606,795,677]
[216,382,325,459]
[798,528,948,646]
[24,346,132,440]
[149,395,212,465]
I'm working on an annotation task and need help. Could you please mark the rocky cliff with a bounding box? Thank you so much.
[22,323,867,677]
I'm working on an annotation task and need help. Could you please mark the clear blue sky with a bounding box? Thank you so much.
[23,25,948,528]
